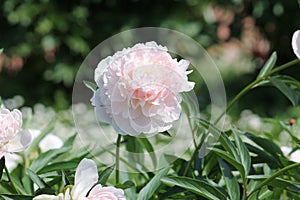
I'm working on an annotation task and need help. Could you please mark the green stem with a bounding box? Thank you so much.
[247,162,300,198]
[4,165,20,194]
[115,134,122,185]
[183,132,207,176]
[214,59,300,124]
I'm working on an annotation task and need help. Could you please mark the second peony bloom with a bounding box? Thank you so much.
[91,41,195,136]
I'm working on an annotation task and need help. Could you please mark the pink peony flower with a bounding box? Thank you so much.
[292,30,300,58]
[0,108,31,159]
[87,185,126,200]
[91,41,195,135]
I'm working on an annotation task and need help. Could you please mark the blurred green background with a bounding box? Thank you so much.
[0,0,299,116]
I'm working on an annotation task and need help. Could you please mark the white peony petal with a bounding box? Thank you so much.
[29,129,42,139]
[292,30,300,59]
[95,56,112,86]
[64,188,71,200]
[112,115,139,135]
[39,134,63,153]
[4,153,22,172]
[33,194,63,200]
[95,105,111,124]
[6,130,32,153]
[71,158,99,200]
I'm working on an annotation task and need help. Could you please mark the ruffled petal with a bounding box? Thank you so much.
[6,130,32,153]
[71,158,98,200]
[292,30,300,58]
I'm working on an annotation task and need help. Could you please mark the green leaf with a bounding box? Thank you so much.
[246,143,281,168]
[98,165,115,185]
[10,167,28,195]
[27,168,47,189]
[38,161,79,174]
[137,137,157,168]
[212,148,246,180]
[0,157,5,180]
[244,132,283,159]
[270,76,298,106]
[232,129,251,177]
[83,80,98,92]
[29,135,76,172]
[137,166,171,200]
[198,119,239,160]
[248,162,300,197]
[115,180,135,189]
[161,176,227,200]
[247,186,272,200]
[0,49,3,54]
[218,158,240,200]
[257,52,277,79]
[21,175,33,195]
[0,195,33,200]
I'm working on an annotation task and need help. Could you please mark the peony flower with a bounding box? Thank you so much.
[292,30,300,58]
[87,185,126,200]
[0,108,31,159]
[33,158,126,200]
[91,41,195,135]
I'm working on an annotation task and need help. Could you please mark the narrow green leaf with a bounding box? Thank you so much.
[115,180,135,189]
[270,77,298,106]
[212,148,246,180]
[245,143,281,168]
[29,135,76,173]
[161,176,227,200]
[38,161,79,174]
[83,80,98,92]
[29,147,71,173]
[247,186,272,200]
[198,119,239,160]
[0,194,33,200]
[0,157,5,180]
[248,162,300,197]
[98,165,115,185]
[232,129,251,177]
[137,166,171,200]
[244,132,283,159]
[10,168,28,195]
[0,49,3,54]
[257,52,277,79]
[218,158,240,200]
[137,137,157,168]
[27,169,47,189]
[21,175,33,195]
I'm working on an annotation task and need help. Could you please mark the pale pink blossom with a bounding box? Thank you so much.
[91,42,194,135]
[292,30,300,58]
[87,185,126,200]
[33,158,126,200]
[0,108,31,159]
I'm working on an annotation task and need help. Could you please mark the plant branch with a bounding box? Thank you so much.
[214,59,300,124]
[248,162,300,198]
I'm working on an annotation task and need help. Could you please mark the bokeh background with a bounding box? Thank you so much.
[0,0,300,118]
